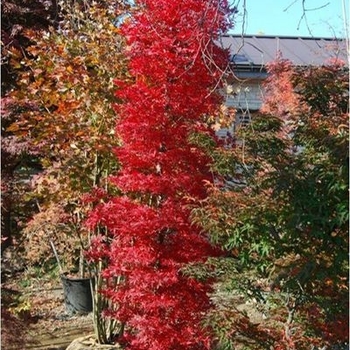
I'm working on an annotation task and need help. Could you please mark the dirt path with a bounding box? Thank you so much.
[26,320,93,350]
[25,298,94,350]
[2,273,95,350]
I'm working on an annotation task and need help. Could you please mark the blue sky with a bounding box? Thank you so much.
[229,0,348,38]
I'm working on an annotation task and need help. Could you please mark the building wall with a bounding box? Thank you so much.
[226,80,264,112]
[216,78,265,143]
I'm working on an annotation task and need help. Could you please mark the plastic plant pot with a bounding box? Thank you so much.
[60,273,93,315]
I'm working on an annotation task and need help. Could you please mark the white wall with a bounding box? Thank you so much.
[226,81,264,112]
[216,80,265,141]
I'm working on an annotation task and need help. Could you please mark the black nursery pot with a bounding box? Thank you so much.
[60,273,94,315]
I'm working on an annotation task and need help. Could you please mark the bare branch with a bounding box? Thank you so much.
[284,1,331,37]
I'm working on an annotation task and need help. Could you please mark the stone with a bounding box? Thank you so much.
[66,334,121,350]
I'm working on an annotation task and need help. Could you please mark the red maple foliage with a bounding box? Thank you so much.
[86,0,233,349]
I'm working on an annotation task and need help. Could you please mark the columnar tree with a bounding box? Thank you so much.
[86,0,233,348]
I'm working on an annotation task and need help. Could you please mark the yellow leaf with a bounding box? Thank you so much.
[6,123,20,132]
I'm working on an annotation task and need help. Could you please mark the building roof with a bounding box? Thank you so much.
[220,35,348,68]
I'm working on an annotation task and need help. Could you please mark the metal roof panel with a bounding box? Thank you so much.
[220,35,348,67]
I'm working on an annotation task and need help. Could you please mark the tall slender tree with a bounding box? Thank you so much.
[86,0,233,348]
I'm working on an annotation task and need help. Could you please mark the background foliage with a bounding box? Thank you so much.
[191,57,349,349]
[2,0,129,270]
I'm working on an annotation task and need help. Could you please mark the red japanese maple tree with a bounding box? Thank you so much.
[86,0,232,348]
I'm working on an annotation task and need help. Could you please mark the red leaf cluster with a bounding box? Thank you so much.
[87,0,231,348]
